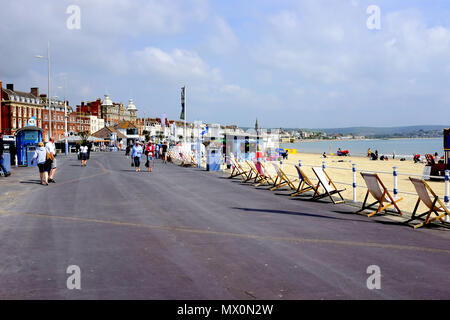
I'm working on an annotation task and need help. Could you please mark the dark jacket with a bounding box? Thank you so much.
[0,138,4,157]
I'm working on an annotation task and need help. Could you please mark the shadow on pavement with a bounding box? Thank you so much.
[231,207,370,223]
[20,180,42,185]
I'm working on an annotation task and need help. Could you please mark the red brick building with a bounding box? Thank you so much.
[1,83,44,135]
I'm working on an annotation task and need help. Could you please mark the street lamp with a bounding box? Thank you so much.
[58,79,69,155]
[35,41,51,140]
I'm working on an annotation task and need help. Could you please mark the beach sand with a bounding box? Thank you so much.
[232,152,448,217]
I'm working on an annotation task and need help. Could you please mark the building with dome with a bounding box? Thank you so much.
[101,95,137,127]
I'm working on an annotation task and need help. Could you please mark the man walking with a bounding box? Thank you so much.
[0,133,11,177]
[45,137,57,183]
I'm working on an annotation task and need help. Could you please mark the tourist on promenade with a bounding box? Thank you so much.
[161,141,168,164]
[32,142,50,185]
[145,141,155,172]
[0,133,11,177]
[155,142,160,160]
[80,142,89,167]
[367,148,371,158]
[45,137,57,183]
[131,141,143,172]
[126,144,131,156]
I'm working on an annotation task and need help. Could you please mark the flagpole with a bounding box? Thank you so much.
[184,85,187,145]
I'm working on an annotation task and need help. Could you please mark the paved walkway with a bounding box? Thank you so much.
[0,152,449,299]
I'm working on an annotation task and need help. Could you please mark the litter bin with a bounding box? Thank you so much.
[1,153,11,175]
[206,149,221,171]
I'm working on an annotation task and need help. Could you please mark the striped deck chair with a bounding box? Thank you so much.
[244,160,260,183]
[270,162,298,191]
[311,167,346,204]
[407,177,450,229]
[228,157,250,181]
[257,161,278,187]
[251,161,275,187]
[357,172,403,217]
[290,165,319,197]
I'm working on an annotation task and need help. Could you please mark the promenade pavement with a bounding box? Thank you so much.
[0,152,449,299]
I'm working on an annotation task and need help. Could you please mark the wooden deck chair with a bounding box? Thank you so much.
[407,177,450,229]
[357,172,403,217]
[228,157,250,181]
[269,162,298,191]
[190,154,198,166]
[290,165,319,197]
[311,167,346,204]
[256,161,277,187]
[243,160,260,183]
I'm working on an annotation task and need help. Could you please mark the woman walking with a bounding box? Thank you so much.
[32,142,50,185]
[145,141,155,172]
[80,142,89,167]
[131,141,143,172]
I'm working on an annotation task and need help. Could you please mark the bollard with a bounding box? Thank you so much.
[298,160,302,167]
[393,166,398,200]
[322,161,326,170]
[445,170,450,222]
[352,163,357,203]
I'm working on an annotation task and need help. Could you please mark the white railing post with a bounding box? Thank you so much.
[393,166,398,200]
[445,170,450,222]
[352,163,357,203]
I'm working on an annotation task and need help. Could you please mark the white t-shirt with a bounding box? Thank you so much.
[80,146,88,153]
[45,142,56,155]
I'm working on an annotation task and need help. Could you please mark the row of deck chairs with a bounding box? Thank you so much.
[167,150,198,167]
[228,157,449,229]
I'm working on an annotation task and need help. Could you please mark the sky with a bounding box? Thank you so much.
[1,0,450,128]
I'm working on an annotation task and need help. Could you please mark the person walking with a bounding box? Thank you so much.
[45,137,57,183]
[145,141,155,172]
[0,133,11,177]
[32,142,50,185]
[80,142,89,167]
[131,141,143,172]
[161,141,168,164]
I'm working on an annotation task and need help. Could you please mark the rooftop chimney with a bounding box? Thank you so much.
[6,84,14,91]
[30,87,39,97]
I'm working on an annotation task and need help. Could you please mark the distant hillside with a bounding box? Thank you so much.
[284,125,447,138]
[241,125,447,138]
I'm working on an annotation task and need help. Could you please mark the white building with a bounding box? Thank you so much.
[89,115,105,134]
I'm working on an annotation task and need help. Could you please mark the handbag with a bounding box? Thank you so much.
[46,152,54,162]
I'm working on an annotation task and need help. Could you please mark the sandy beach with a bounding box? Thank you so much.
[234,152,448,216]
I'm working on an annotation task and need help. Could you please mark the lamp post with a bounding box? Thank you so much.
[58,77,69,155]
[35,41,51,140]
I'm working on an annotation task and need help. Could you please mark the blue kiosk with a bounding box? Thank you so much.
[15,126,44,166]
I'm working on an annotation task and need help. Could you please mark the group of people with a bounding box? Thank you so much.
[367,148,390,161]
[129,140,169,172]
[31,137,57,185]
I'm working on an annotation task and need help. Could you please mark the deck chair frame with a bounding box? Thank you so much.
[256,161,277,187]
[357,172,403,217]
[269,163,298,191]
[407,177,450,229]
[311,167,346,204]
[290,166,320,197]
[228,158,250,181]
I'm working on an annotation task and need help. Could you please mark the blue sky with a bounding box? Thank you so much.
[1,0,450,128]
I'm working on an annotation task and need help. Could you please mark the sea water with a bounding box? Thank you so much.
[281,138,443,159]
